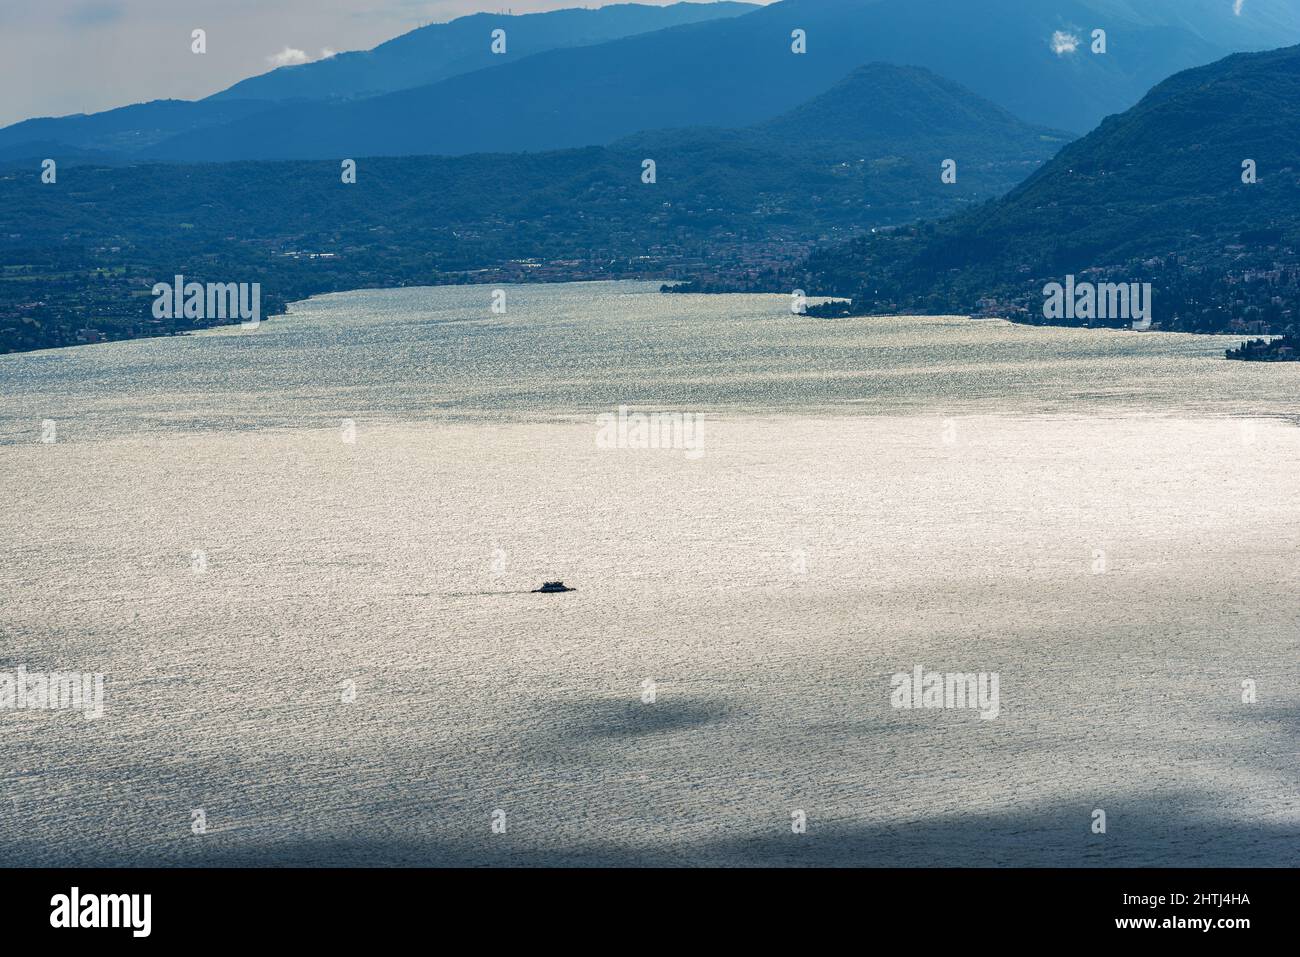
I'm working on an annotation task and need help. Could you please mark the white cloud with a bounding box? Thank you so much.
[1051,30,1080,55]
[1234,0,1246,16]
[267,47,310,67]
[266,46,340,68]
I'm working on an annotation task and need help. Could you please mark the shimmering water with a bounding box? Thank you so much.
[1,281,1296,866]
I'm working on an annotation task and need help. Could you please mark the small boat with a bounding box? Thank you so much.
[532,581,575,593]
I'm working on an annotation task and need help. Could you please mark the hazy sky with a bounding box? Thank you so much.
[0,1,768,128]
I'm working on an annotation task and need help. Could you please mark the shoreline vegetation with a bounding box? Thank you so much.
[1225,335,1297,361]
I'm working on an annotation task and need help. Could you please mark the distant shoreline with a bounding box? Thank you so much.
[5,275,1287,361]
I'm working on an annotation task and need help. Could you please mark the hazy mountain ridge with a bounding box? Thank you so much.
[0,3,757,161]
[209,2,758,103]
[142,0,1300,162]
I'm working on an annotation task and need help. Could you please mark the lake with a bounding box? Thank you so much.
[0,281,1296,866]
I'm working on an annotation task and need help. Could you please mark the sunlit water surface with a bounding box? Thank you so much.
[1,281,1296,866]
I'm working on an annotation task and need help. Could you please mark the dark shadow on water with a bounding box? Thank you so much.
[546,694,735,740]
[1219,701,1300,735]
[4,791,1295,868]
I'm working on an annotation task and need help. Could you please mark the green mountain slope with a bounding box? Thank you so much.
[0,64,1066,353]
[798,44,1300,336]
